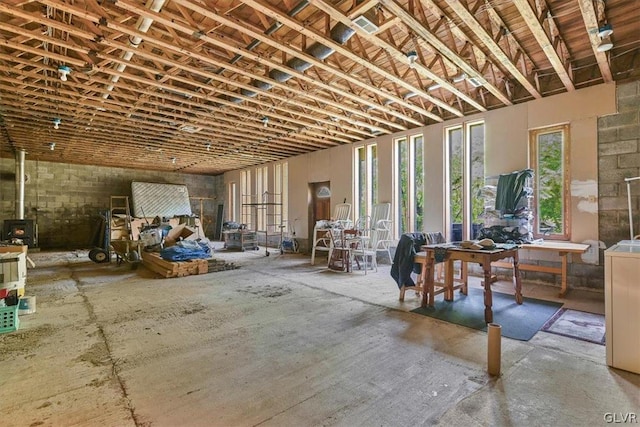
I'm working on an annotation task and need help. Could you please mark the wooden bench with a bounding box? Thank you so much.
[492,241,590,297]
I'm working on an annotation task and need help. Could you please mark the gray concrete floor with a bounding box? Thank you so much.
[0,246,638,427]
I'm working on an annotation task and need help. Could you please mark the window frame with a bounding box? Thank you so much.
[393,134,424,237]
[529,124,571,240]
[444,120,485,241]
[353,142,378,224]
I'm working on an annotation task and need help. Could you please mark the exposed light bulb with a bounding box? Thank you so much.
[52,118,61,129]
[171,157,177,164]
[261,116,269,127]
[206,144,211,151]
[49,142,56,151]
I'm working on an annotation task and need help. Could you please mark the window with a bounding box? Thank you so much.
[240,169,252,228]
[394,134,423,236]
[529,124,570,239]
[354,144,378,222]
[227,181,237,222]
[255,166,268,230]
[445,121,485,241]
[274,161,288,228]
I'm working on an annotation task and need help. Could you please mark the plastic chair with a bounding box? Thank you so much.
[351,219,393,274]
[369,203,391,227]
[333,203,352,229]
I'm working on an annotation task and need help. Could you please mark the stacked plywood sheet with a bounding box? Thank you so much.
[141,252,208,278]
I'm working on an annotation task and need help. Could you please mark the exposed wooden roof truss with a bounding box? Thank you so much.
[0,0,637,174]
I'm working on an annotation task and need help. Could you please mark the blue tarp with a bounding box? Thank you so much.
[160,240,211,261]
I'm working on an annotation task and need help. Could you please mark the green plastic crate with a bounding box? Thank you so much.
[0,304,19,334]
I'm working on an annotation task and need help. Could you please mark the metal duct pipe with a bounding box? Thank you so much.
[102,0,167,98]
[229,22,356,102]
[218,1,308,73]
[15,149,25,220]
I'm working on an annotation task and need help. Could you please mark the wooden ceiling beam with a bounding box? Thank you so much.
[0,10,380,141]
[379,0,510,107]
[309,0,477,116]
[109,0,415,128]
[445,0,541,99]
[512,0,575,91]
[32,0,397,135]
[0,62,354,150]
[577,0,613,83]
[234,0,448,120]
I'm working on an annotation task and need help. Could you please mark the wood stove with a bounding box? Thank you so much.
[3,219,35,248]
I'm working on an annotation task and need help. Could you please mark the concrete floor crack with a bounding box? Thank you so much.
[70,269,144,427]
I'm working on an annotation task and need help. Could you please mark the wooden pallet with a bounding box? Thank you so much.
[141,252,208,278]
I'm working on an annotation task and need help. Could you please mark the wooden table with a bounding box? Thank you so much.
[420,244,523,324]
[492,241,590,297]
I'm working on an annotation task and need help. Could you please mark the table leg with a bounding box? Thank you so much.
[461,261,468,295]
[421,255,435,308]
[445,260,454,301]
[483,262,493,323]
[513,251,523,304]
[559,251,568,297]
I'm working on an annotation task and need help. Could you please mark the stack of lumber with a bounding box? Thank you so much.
[142,252,208,278]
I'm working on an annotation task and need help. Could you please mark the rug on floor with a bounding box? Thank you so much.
[410,287,563,341]
[540,308,606,345]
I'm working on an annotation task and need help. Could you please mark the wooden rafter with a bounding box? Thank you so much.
[577,0,613,83]
[308,0,477,115]
[445,0,541,99]
[512,0,575,91]
[379,0,511,106]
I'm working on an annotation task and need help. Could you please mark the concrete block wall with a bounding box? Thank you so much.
[598,81,640,246]
[0,158,224,249]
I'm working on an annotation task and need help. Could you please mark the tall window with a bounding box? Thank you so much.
[227,182,237,222]
[529,124,570,239]
[446,121,485,241]
[354,143,378,222]
[394,134,424,236]
[240,169,252,228]
[274,161,289,229]
[255,166,268,230]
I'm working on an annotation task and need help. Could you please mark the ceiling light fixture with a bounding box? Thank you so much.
[206,143,211,151]
[261,116,269,128]
[57,65,71,81]
[52,117,61,129]
[597,36,613,52]
[49,142,56,151]
[406,50,418,68]
[596,24,614,52]
[171,157,177,164]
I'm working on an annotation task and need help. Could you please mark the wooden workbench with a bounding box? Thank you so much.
[493,241,590,297]
[419,244,522,324]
